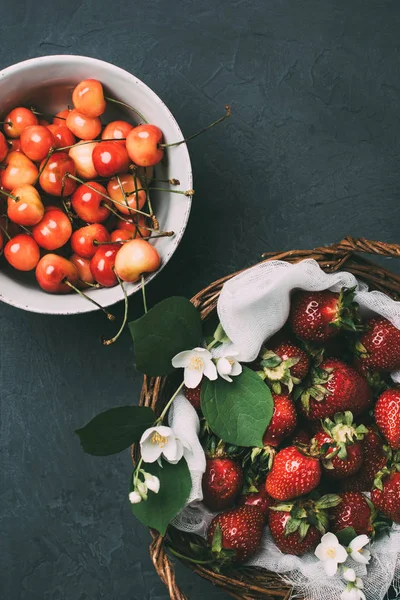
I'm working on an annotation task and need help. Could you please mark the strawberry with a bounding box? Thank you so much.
[375,389,400,450]
[299,358,372,421]
[340,426,388,492]
[311,412,367,479]
[372,468,400,523]
[202,458,243,511]
[237,484,272,518]
[258,342,310,394]
[290,428,313,447]
[330,492,374,536]
[289,288,360,343]
[356,317,400,372]
[207,505,265,563]
[184,382,202,411]
[265,446,321,501]
[269,493,341,555]
[262,393,297,447]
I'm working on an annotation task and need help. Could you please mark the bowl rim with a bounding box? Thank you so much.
[0,54,192,315]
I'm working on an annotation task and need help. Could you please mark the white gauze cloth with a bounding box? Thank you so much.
[169,258,400,600]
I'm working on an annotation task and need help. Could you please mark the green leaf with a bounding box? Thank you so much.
[75,406,155,456]
[129,296,202,376]
[130,458,191,535]
[260,356,282,369]
[336,527,357,546]
[211,524,223,553]
[201,366,274,447]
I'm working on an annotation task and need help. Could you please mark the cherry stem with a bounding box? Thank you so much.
[141,274,148,314]
[125,186,194,198]
[0,222,11,240]
[57,138,126,152]
[160,105,231,149]
[102,270,128,346]
[104,96,148,124]
[129,165,180,186]
[116,173,136,220]
[31,107,66,120]
[35,149,54,185]
[156,381,185,424]
[19,224,32,235]
[0,121,10,126]
[82,281,101,288]
[0,189,19,202]
[63,279,115,321]
[93,231,174,246]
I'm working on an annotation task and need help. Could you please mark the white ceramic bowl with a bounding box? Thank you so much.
[0,55,192,314]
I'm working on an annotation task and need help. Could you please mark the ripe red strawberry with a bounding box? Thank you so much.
[340,426,388,492]
[184,382,202,411]
[202,458,243,511]
[265,446,321,501]
[357,317,400,373]
[290,428,313,446]
[371,469,400,523]
[258,342,310,394]
[330,492,374,536]
[375,389,400,450]
[237,485,272,519]
[269,342,310,381]
[311,412,367,479]
[207,505,265,563]
[300,358,372,421]
[289,288,360,343]
[262,393,297,447]
[268,493,341,556]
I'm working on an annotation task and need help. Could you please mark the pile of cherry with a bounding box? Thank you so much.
[0,78,165,294]
[188,290,400,564]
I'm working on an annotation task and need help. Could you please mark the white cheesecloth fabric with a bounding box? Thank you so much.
[169,258,400,600]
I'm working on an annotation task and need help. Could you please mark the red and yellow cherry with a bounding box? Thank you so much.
[7,139,22,153]
[92,141,130,177]
[71,223,110,258]
[4,234,40,271]
[35,254,79,293]
[107,173,146,215]
[90,244,118,287]
[47,124,76,149]
[71,181,111,223]
[66,109,102,140]
[0,131,8,162]
[3,107,38,138]
[39,151,76,196]
[44,204,63,213]
[115,214,151,236]
[32,209,72,250]
[72,79,106,118]
[114,238,160,282]
[125,124,164,166]
[70,253,96,285]
[110,229,133,242]
[68,140,98,179]
[102,120,134,144]
[7,184,44,226]
[1,151,39,189]
[20,125,55,162]
[53,109,71,126]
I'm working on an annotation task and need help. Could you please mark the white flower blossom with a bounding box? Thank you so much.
[341,576,366,600]
[136,480,148,500]
[128,490,142,504]
[315,532,348,576]
[172,347,217,388]
[343,567,356,582]
[140,425,191,465]
[349,535,371,565]
[216,351,242,382]
[144,472,160,494]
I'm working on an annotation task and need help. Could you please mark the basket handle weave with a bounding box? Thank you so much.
[330,236,400,258]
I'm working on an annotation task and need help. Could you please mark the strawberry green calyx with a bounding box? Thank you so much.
[331,287,363,332]
[257,348,300,394]
[242,446,275,492]
[271,493,342,539]
[297,365,333,413]
[318,412,368,461]
[373,450,400,491]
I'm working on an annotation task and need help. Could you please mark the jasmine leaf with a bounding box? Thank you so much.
[336,527,357,546]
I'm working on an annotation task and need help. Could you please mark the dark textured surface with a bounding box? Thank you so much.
[1,1,400,599]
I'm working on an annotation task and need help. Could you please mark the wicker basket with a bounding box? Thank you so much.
[137,236,400,600]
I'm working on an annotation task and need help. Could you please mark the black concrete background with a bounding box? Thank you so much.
[1,1,400,599]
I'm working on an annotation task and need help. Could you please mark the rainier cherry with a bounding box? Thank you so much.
[125,124,164,166]
[70,254,96,285]
[36,254,79,293]
[1,151,38,189]
[20,125,55,162]
[110,229,133,242]
[102,120,133,143]
[90,245,118,287]
[47,124,76,149]
[39,151,76,196]
[72,79,106,118]
[114,238,160,282]
[0,131,8,162]
[7,139,22,153]
[53,109,71,126]
[107,173,146,215]
[3,107,38,138]
[7,184,44,226]
[92,141,130,177]
[71,223,110,259]
[71,182,111,223]
[4,234,40,271]
[116,214,151,236]
[69,141,98,179]
[32,209,72,250]
[66,109,102,140]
